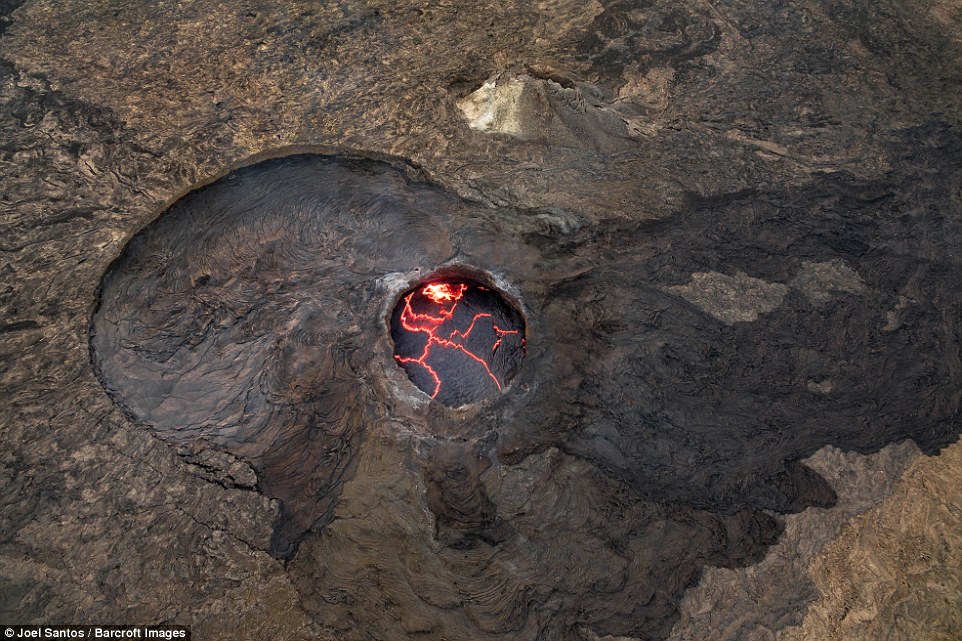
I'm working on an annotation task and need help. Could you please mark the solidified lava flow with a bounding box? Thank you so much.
[390,279,526,407]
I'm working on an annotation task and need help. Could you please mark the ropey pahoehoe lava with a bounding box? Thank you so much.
[89,153,962,640]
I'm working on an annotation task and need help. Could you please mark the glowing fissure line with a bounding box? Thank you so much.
[394,282,521,399]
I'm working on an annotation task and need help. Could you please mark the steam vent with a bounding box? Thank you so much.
[2,0,962,640]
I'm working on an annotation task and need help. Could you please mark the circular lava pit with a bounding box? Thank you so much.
[390,277,526,407]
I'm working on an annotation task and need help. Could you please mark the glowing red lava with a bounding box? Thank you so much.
[390,278,526,407]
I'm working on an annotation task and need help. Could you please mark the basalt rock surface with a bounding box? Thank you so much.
[1,0,961,639]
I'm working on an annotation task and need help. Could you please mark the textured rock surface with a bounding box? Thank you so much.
[669,440,922,641]
[668,271,788,324]
[782,437,962,641]
[1,0,961,638]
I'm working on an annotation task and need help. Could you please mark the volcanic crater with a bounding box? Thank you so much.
[87,150,962,639]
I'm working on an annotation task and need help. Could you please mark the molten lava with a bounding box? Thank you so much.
[390,279,526,407]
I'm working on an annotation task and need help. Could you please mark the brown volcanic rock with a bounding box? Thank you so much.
[0,0,961,639]
[783,437,962,641]
[668,440,923,641]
